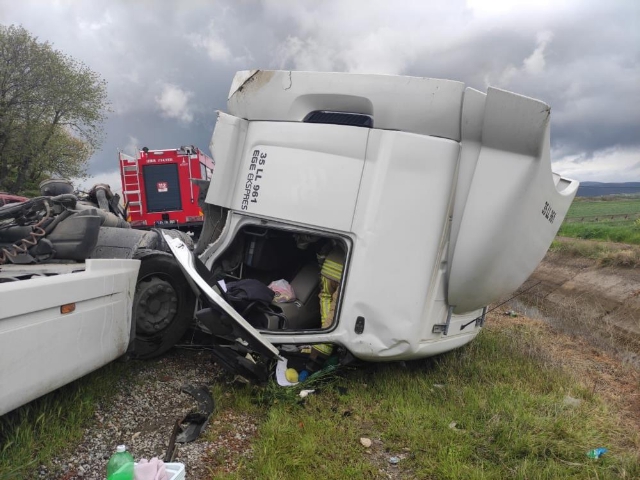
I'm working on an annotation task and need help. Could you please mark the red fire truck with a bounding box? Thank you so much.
[119,145,214,235]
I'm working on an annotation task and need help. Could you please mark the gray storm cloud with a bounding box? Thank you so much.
[0,0,637,182]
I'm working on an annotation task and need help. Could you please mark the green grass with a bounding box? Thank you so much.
[558,222,640,245]
[566,197,640,218]
[211,326,639,480]
[3,327,638,480]
[0,361,135,480]
[558,196,640,245]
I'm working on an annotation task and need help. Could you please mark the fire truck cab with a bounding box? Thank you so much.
[119,145,214,236]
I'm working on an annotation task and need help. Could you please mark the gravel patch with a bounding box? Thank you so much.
[40,348,257,480]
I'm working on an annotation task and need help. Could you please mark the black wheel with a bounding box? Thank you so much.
[132,250,196,359]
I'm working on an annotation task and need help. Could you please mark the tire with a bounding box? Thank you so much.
[132,250,196,359]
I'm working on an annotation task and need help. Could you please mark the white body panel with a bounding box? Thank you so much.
[226,122,368,231]
[0,259,140,416]
[199,70,578,361]
[447,88,579,313]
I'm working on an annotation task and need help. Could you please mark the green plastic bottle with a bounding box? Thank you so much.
[106,445,134,480]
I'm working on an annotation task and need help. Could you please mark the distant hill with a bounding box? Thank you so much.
[576,182,640,197]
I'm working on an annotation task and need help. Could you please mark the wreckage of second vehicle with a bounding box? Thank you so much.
[0,70,578,403]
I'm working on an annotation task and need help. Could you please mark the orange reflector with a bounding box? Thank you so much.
[60,303,76,314]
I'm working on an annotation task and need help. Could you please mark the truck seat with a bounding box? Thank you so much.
[270,262,321,330]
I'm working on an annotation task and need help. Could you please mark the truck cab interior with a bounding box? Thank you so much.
[198,224,348,333]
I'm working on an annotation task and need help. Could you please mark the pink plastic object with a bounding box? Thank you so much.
[269,279,296,303]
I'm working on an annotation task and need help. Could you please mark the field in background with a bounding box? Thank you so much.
[558,196,640,245]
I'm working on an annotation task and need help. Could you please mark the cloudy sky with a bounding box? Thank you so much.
[0,0,638,190]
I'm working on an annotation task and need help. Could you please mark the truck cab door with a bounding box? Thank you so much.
[163,234,282,382]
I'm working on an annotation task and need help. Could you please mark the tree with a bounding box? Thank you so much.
[0,25,109,195]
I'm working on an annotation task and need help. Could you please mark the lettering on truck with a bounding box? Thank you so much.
[542,201,556,223]
[145,158,174,164]
[242,149,267,210]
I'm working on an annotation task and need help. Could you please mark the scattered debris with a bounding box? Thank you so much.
[388,456,400,465]
[134,457,170,479]
[165,420,180,462]
[448,421,466,432]
[175,384,215,443]
[41,351,222,479]
[299,389,315,398]
[275,359,298,386]
[563,395,582,407]
[285,368,299,383]
[586,448,608,459]
[433,384,445,389]
[360,437,372,448]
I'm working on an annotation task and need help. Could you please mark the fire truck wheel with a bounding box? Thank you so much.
[132,250,196,359]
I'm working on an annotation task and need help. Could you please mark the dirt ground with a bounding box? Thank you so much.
[517,240,640,365]
[503,240,640,437]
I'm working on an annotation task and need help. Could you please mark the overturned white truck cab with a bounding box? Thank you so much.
[168,70,578,379]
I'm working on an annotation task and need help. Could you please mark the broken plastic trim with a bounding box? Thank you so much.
[175,384,215,443]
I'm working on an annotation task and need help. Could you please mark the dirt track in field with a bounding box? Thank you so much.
[516,239,640,366]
